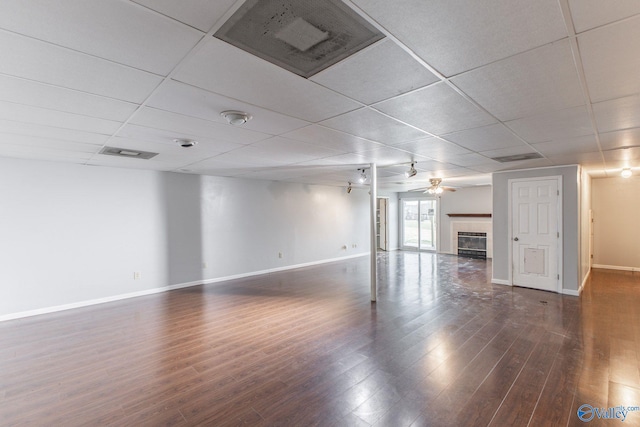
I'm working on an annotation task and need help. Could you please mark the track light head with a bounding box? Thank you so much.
[347,182,352,193]
[358,169,367,184]
[405,162,417,178]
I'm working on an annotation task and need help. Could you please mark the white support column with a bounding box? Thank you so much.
[369,163,377,302]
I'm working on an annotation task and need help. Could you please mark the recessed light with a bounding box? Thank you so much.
[174,138,198,148]
[621,168,632,178]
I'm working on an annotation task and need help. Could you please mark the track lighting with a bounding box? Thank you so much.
[221,110,252,125]
[621,168,632,178]
[358,169,367,184]
[405,162,417,178]
[347,182,352,193]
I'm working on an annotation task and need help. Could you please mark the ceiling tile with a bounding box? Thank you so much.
[311,39,438,104]
[109,136,229,161]
[319,108,428,145]
[281,125,381,153]
[579,16,640,102]
[452,40,584,121]
[352,0,567,76]
[0,101,122,135]
[531,135,600,156]
[356,146,419,166]
[547,151,604,167]
[129,107,270,145]
[444,123,526,152]
[0,145,94,163]
[0,74,137,122]
[448,153,498,167]
[131,0,237,32]
[0,134,101,153]
[0,0,203,75]
[173,38,361,122]
[0,31,163,103]
[602,147,640,162]
[117,124,243,154]
[569,0,640,33]
[599,128,640,151]
[374,83,497,135]
[0,120,109,145]
[506,106,593,143]
[592,94,640,133]
[235,137,342,164]
[202,150,290,168]
[147,80,309,135]
[86,156,179,171]
[394,137,472,162]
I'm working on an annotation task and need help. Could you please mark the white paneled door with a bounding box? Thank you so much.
[511,177,561,292]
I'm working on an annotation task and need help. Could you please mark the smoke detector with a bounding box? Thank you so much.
[174,138,198,148]
[221,110,252,126]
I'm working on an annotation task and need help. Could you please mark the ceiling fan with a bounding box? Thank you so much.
[412,178,457,194]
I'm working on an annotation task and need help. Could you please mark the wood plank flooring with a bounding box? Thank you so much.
[1,252,639,426]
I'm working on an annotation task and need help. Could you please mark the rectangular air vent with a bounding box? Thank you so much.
[491,152,543,163]
[99,147,158,160]
[214,0,384,78]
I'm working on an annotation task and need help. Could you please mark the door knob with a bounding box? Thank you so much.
[513,237,519,241]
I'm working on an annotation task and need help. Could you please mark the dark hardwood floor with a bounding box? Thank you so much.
[1,252,639,426]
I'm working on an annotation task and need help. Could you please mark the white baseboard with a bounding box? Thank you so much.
[592,264,640,272]
[562,289,580,296]
[492,278,511,286]
[0,253,369,322]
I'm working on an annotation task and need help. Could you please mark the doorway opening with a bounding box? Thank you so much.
[377,198,389,251]
[401,199,437,251]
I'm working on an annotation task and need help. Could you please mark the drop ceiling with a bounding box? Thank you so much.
[0,0,638,190]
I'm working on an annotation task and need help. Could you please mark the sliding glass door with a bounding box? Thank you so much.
[402,199,437,251]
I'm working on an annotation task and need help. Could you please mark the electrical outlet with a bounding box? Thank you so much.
[202,262,207,269]
[278,252,283,258]
[133,272,141,280]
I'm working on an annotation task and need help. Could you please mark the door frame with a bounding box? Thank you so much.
[377,197,389,251]
[400,197,438,252]
[507,175,563,292]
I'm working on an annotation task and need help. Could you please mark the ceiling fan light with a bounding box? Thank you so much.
[621,168,632,178]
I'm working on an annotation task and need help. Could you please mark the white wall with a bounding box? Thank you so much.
[0,157,370,319]
[492,165,580,293]
[592,175,640,270]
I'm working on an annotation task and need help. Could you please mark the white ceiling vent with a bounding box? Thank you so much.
[491,152,543,163]
[214,0,385,78]
[99,147,159,160]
